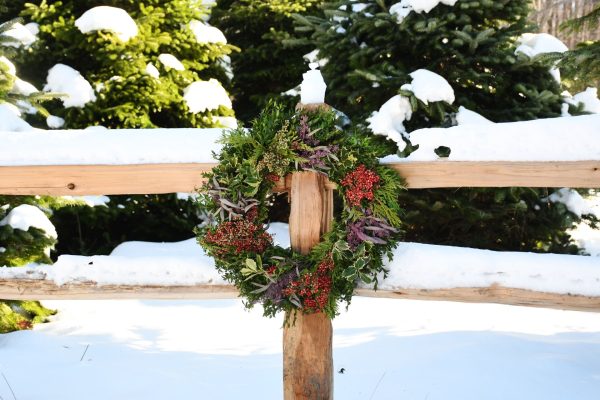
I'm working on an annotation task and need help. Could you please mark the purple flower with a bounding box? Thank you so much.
[347,213,397,250]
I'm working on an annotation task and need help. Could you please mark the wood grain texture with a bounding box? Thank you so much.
[0,163,214,195]
[1,160,599,196]
[1,279,598,312]
[285,171,334,400]
[390,160,600,188]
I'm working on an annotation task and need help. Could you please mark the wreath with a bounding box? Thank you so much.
[196,103,404,319]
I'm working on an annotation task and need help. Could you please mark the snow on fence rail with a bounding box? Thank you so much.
[1,114,600,311]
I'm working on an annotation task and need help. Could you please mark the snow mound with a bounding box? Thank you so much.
[359,242,600,296]
[189,20,227,44]
[0,128,225,165]
[11,78,38,96]
[381,114,600,162]
[401,69,455,105]
[548,188,598,218]
[367,95,412,150]
[570,88,600,114]
[1,21,37,47]
[390,0,457,24]
[0,204,57,239]
[44,64,96,108]
[183,79,231,113]
[456,106,493,125]
[515,33,568,58]
[46,115,65,129]
[158,54,185,71]
[75,6,138,42]
[0,103,33,132]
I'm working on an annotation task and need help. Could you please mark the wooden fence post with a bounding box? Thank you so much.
[283,171,334,400]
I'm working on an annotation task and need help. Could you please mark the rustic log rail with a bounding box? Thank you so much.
[2,160,600,195]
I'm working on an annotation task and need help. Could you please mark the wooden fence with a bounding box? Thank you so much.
[1,136,600,399]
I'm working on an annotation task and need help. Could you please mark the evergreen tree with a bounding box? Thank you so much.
[295,0,587,252]
[7,0,236,128]
[2,1,237,254]
[211,0,322,123]
[552,4,599,91]
[0,19,56,333]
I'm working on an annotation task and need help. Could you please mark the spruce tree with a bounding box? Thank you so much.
[296,0,586,252]
[2,1,237,254]
[0,19,56,333]
[211,0,322,123]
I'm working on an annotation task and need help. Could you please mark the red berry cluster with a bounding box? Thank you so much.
[283,255,334,313]
[204,219,272,256]
[340,165,380,207]
[265,173,280,183]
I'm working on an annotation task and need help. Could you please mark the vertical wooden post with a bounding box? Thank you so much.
[284,171,334,400]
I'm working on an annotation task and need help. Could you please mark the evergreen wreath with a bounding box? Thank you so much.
[196,102,404,319]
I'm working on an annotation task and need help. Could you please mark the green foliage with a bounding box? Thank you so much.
[293,0,587,253]
[211,0,322,122]
[197,102,404,318]
[0,300,56,334]
[5,0,236,128]
[1,1,239,255]
[296,0,564,122]
[0,20,57,333]
[558,4,599,91]
[0,196,57,333]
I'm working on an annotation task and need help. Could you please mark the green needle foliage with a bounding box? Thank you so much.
[1,19,56,333]
[211,0,323,123]
[293,0,588,253]
[1,1,238,255]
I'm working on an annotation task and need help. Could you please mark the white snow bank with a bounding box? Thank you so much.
[548,188,598,218]
[0,204,57,239]
[515,33,568,82]
[401,69,455,105]
[2,227,598,296]
[0,103,33,132]
[1,22,37,47]
[1,298,600,400]
[0,128,224,165]
[569,87,600,114]
[515,33,568,58]
[44,64,96,108]
[75,6,138,41]
[390,0,457,24]
[381,114,600,162]
[359,242,600,296]
[183,79,231,113]
[158,54,185,71]
[189,20,226,44]
[368,69,453,148]
[455,106,493,125]
[367,95,412,150]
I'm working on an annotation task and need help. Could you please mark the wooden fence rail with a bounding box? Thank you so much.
[2,160,599,195]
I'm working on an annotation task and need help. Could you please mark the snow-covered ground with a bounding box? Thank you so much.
[0,298,599,399]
